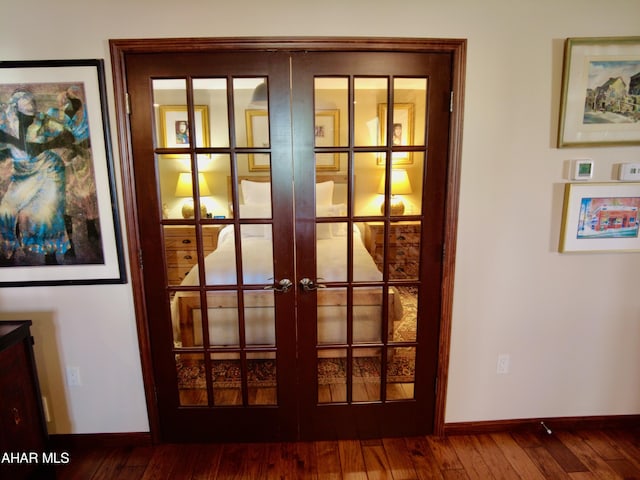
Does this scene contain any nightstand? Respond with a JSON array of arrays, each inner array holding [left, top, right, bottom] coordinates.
[[0, 321, 48, 480], [364, 221, 421, 279], [164, 225, 220, 284]]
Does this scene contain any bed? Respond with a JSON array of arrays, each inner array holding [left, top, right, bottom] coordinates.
[[171, 178, 402, 350]]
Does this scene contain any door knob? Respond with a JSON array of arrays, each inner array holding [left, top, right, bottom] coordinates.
[[264, 278, 293, 293], [299, 277, 326, 292]]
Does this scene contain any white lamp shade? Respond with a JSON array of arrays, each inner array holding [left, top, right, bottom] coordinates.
[[378, 169, 413, 195], [175, 172, 211, 197]]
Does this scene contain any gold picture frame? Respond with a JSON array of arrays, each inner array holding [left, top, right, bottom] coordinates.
[[377, 103, 414, 165], [558, 36, 640, 147], [247, 109, 341, 171], [158, 105, 210, 154], [559, 182, 640, 253], [246, 109, 270, 172], [314, 109, 340, 171]]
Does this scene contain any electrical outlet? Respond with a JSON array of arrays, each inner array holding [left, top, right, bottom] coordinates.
[[66, 366, 81, 386], [496, 354, 510, 374]]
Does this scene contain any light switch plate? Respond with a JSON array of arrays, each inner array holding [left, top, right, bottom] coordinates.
[[618, 163, 640, 181]]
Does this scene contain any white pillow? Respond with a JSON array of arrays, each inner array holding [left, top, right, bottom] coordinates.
[[241, 180, 271, 205], [241, 224, 265, 237], [240, 224, 271, 239], [241, 179, 333, 206], [316, 223, 333, 239], [239, 204, 270, 237], [316, 203, 347, 236], [239, 204, 270, 219], [316, 204, 333, 218], [316, 181, 334, 206]]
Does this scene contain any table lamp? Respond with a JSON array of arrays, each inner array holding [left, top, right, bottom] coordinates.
[[378, 169, 413, 215], [175, 172, 211, 218]]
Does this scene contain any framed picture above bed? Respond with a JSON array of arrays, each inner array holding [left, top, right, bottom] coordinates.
[[158, 104, 210, 154], [314, 109, 340, 171], [247, 109, 341, 171], [377, 103, 415, 165], [0, 59, 126, 286], [558, 36, 640, 147], [246, 109, 270, 171]]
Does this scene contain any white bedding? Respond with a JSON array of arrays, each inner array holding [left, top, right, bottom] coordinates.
[[172, 222, 399, 347], [181, 224, 382, 286]]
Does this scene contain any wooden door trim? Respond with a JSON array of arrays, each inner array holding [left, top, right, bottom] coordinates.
[[109, 37, 466, 441]]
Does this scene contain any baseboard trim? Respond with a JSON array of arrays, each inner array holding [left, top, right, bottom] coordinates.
[[444, 414, 640, 436], [46, 416, 639, 445], [49, 432, 152, 449]]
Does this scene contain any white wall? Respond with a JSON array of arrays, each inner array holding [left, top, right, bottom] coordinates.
[[0, 0, 638, 433]]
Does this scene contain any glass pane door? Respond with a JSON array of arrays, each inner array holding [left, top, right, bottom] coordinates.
[[313, 76, 426, 403], [126, 51, 297, 442], [122, 45, 453, 442], [154, 76, 282, 408], [293, 51, 450, 439]]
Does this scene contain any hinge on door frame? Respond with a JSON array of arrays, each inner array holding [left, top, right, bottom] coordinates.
[[449, 91, 454, 113], [125, 92, 131, 115], [138, 248, 143, 270]]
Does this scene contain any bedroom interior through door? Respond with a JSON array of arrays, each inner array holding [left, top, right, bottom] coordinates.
[[114, 39, 462, 442]]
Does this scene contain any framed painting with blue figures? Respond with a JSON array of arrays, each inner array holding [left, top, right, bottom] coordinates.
[[559, 182, 640, 253], [0, 59, 125, 286], [558, 37, 640, 147]]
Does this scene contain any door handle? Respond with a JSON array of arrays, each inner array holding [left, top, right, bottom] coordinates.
[[264, 278, 293, 293], [299, 277, 326, 292]]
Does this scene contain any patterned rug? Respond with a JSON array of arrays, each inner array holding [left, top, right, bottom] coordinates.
[[394, 286, 417, 342], [177, 355, 415, 389], [177, 287, 418, 389], [177, 359, 278, 389]]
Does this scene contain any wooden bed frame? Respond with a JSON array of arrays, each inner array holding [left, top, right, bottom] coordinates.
[[176, 288, 399, 349]]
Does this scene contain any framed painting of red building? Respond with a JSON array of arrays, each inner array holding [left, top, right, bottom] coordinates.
[[558, 36, 640, 147], [559, 182, 640, 253]]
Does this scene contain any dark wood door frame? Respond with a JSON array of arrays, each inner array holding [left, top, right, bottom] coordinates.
[[109, 37, 466, 442]]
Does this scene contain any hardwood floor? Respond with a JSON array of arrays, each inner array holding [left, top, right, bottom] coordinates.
[[41, 426, 639, 479]]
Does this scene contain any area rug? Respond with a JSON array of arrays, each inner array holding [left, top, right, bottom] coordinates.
[[177, 359, 278, 389], [177, 355, 415, 389], [177, 286, 418, 389], [394, 286, 417, 343], [317, 356, 415, 384]]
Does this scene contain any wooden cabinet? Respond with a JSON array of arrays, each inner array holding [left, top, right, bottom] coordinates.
[[364, 221, 421, 279], [0, 321, 48, 479], [164, 226, 220, 284]]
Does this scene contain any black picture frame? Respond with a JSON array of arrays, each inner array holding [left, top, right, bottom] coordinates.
[[0, 59, 126, 286]]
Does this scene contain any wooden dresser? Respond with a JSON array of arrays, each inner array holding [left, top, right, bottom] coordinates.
[[164, 225, 220, 284], [364, 221, 421, 279], [0, 320, 48, 479]]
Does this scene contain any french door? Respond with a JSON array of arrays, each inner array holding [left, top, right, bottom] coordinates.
[[113, 38, 462, 442]]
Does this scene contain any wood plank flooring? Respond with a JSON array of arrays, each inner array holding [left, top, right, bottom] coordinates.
[[43, 427, 640, 479]]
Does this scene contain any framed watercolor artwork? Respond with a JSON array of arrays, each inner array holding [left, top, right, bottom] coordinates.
[[559, 182, 640, 253], [558, 36, 640, 147]]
